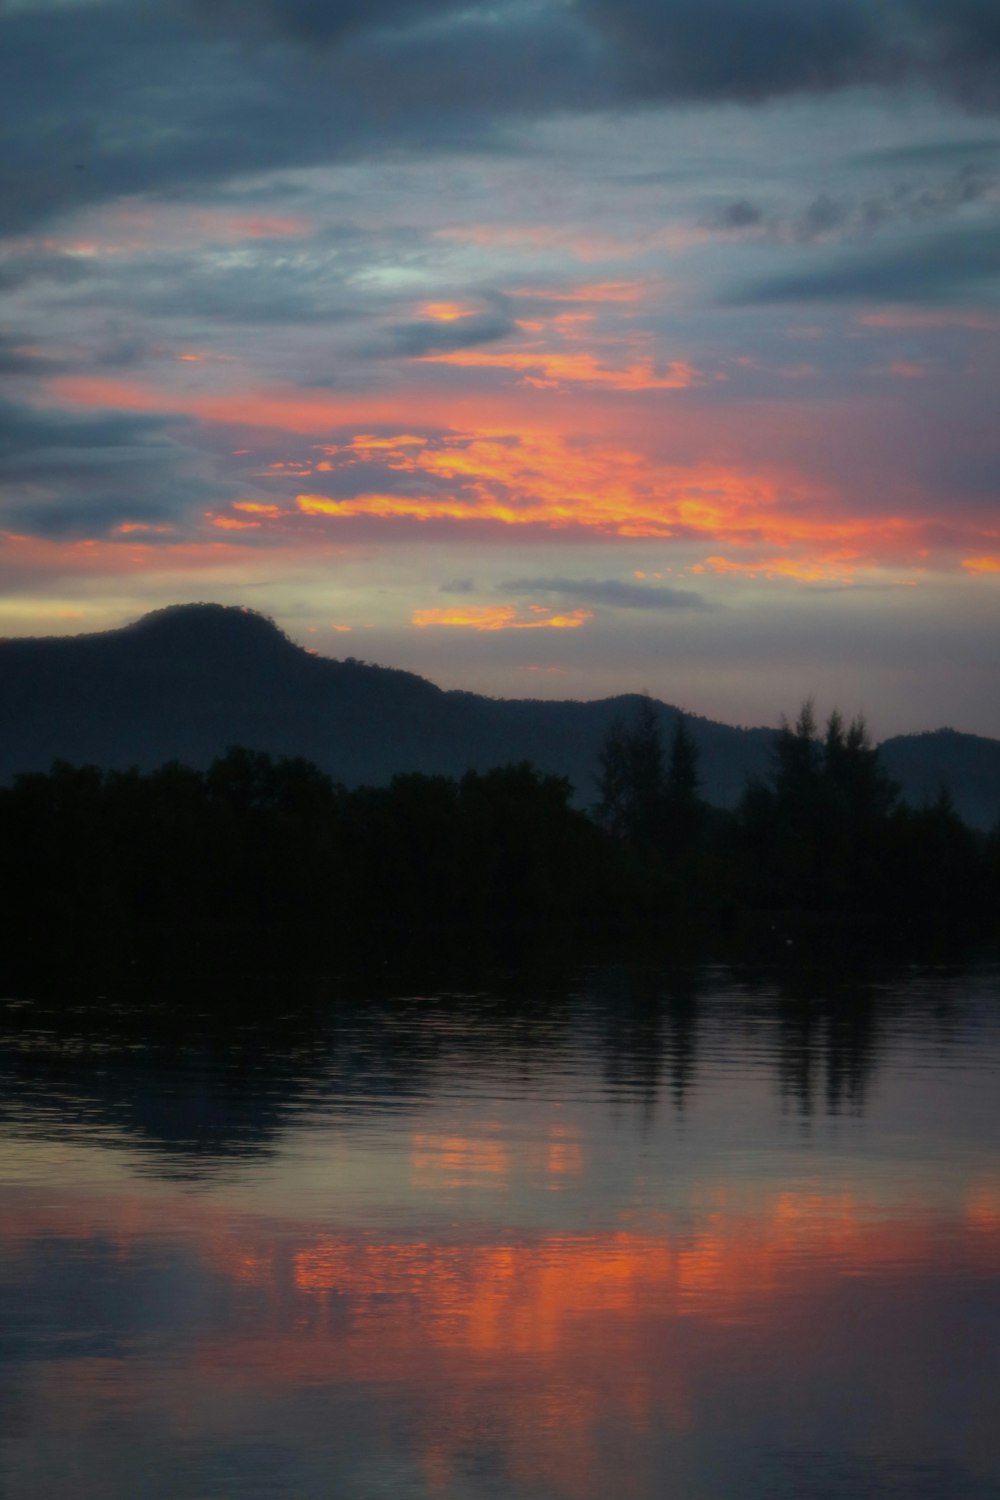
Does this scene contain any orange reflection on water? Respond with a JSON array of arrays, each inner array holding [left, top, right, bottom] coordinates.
[[411, 1132, 512, 1185], [5, 1177, 1000, 1500]]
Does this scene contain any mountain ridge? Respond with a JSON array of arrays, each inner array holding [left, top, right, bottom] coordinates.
[[2, 603, 998, 828]]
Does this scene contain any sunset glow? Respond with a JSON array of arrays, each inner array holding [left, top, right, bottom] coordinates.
[[1, 0, 998, 731], [412, 606, 593, 631]]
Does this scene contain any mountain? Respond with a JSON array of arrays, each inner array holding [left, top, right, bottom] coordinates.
[[880, 729, 1000, 832], [2, 603, 998, 827]]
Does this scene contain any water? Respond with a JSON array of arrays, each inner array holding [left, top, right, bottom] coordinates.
[[1, 960, 999, 1499]]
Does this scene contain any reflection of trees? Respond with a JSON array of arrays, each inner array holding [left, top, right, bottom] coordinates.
[[0, 969, 581, 1175], [733, 966, 883, 1120], [595, 965, 702, 1123], [1, 960, 988, 1172]]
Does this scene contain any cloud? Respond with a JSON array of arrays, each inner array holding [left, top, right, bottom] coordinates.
[[184, 0, 473, 48], [710, 168, 998, 243], [0, 335, 68, 376], [853, 139, 1000, 169], [732, 223, 1000, 305], [582, 0, 1000, 108], [501, 576, 708, 610], [0, 398, 217, 539], [0, 250, 95, 291], [581, 0, 882, 103], [0, 1, 594, 236], [5, 0, 1000, 242], [389, 307, 516, 357], [412, 604, 592, 631]]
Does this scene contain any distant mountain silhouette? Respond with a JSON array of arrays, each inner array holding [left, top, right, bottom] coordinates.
[[2, 604, 998, 826]]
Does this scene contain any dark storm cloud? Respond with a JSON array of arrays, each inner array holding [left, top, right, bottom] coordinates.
[[733, 222, 1000, 304], [0, 401, 175, 461], [0, 1, 594, 236], [184, 0, 473, 46], [581, 0, 882, 102], [580, 0, 1000, 107], [502, 577, 709, 610], [5, 0, 1000, 240], [910, 0, 1000, 107], [0, 399, 219, 539]]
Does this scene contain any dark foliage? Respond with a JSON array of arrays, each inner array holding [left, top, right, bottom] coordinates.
[[594, 698, 998, 939], [0, 751, 617, 960], [0, 699, 996, 966]]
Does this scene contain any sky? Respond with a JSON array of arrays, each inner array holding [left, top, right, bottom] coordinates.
[[2, 0, 999, 736]]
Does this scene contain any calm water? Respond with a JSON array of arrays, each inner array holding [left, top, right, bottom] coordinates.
[[1, 959, 999, 1500]]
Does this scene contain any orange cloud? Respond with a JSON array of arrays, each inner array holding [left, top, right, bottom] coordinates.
[[40, 378, 1000, 577], [417, 348, 702, 391], [693, 554, 862, 583], [208, 514, 261, 531], [419, 302, 478, 322], [232, 501, 286, 518], [291, 430, 880, 554], [963, 555, 1000, 573], [412, 605, 592, 631]]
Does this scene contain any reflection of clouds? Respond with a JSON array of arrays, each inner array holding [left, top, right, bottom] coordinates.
[[3, 1166, 1000, 1499], [408, 1125, 586, 1187], [411, 1132, 512, 1186]]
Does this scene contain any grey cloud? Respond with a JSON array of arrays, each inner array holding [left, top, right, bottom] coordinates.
[[440, 578, 475, 593], [502, 576, 708, 610], [389, 309, 515, 357], [4, 0, 1000, 247], [0, 2, 592, 236], [733, 222, 1000, 304], [580, 0, 887, 102], [32, 231, 395, 327], [0, 401, 176, 460], [0, 399, 220, 539], [0, 335, 67, 375], [910, 0, 1000, 107], [583, 0, 1000, 107], [183, 0, 473, 47], [4, 492, 180, 539], [711, 168, 997, 243], [717, 200, 765, 231], [853, 139, 1000, 169], [0, 252, 95, 292]]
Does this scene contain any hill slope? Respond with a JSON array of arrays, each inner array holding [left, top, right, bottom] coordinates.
[[2, 604, 998, 826]]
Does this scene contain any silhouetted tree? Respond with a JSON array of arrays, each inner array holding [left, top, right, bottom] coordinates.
[[595, 696, 666, 850], [664, 714, 703, 848]]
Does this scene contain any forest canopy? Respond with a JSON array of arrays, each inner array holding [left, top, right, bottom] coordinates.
[[1, 702, 997, 966]]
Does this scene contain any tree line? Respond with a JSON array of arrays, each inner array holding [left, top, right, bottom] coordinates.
[[0, 702, 997, 962]]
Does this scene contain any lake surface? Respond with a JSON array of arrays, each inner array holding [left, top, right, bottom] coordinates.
[[1, 958, 999, 1500]]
